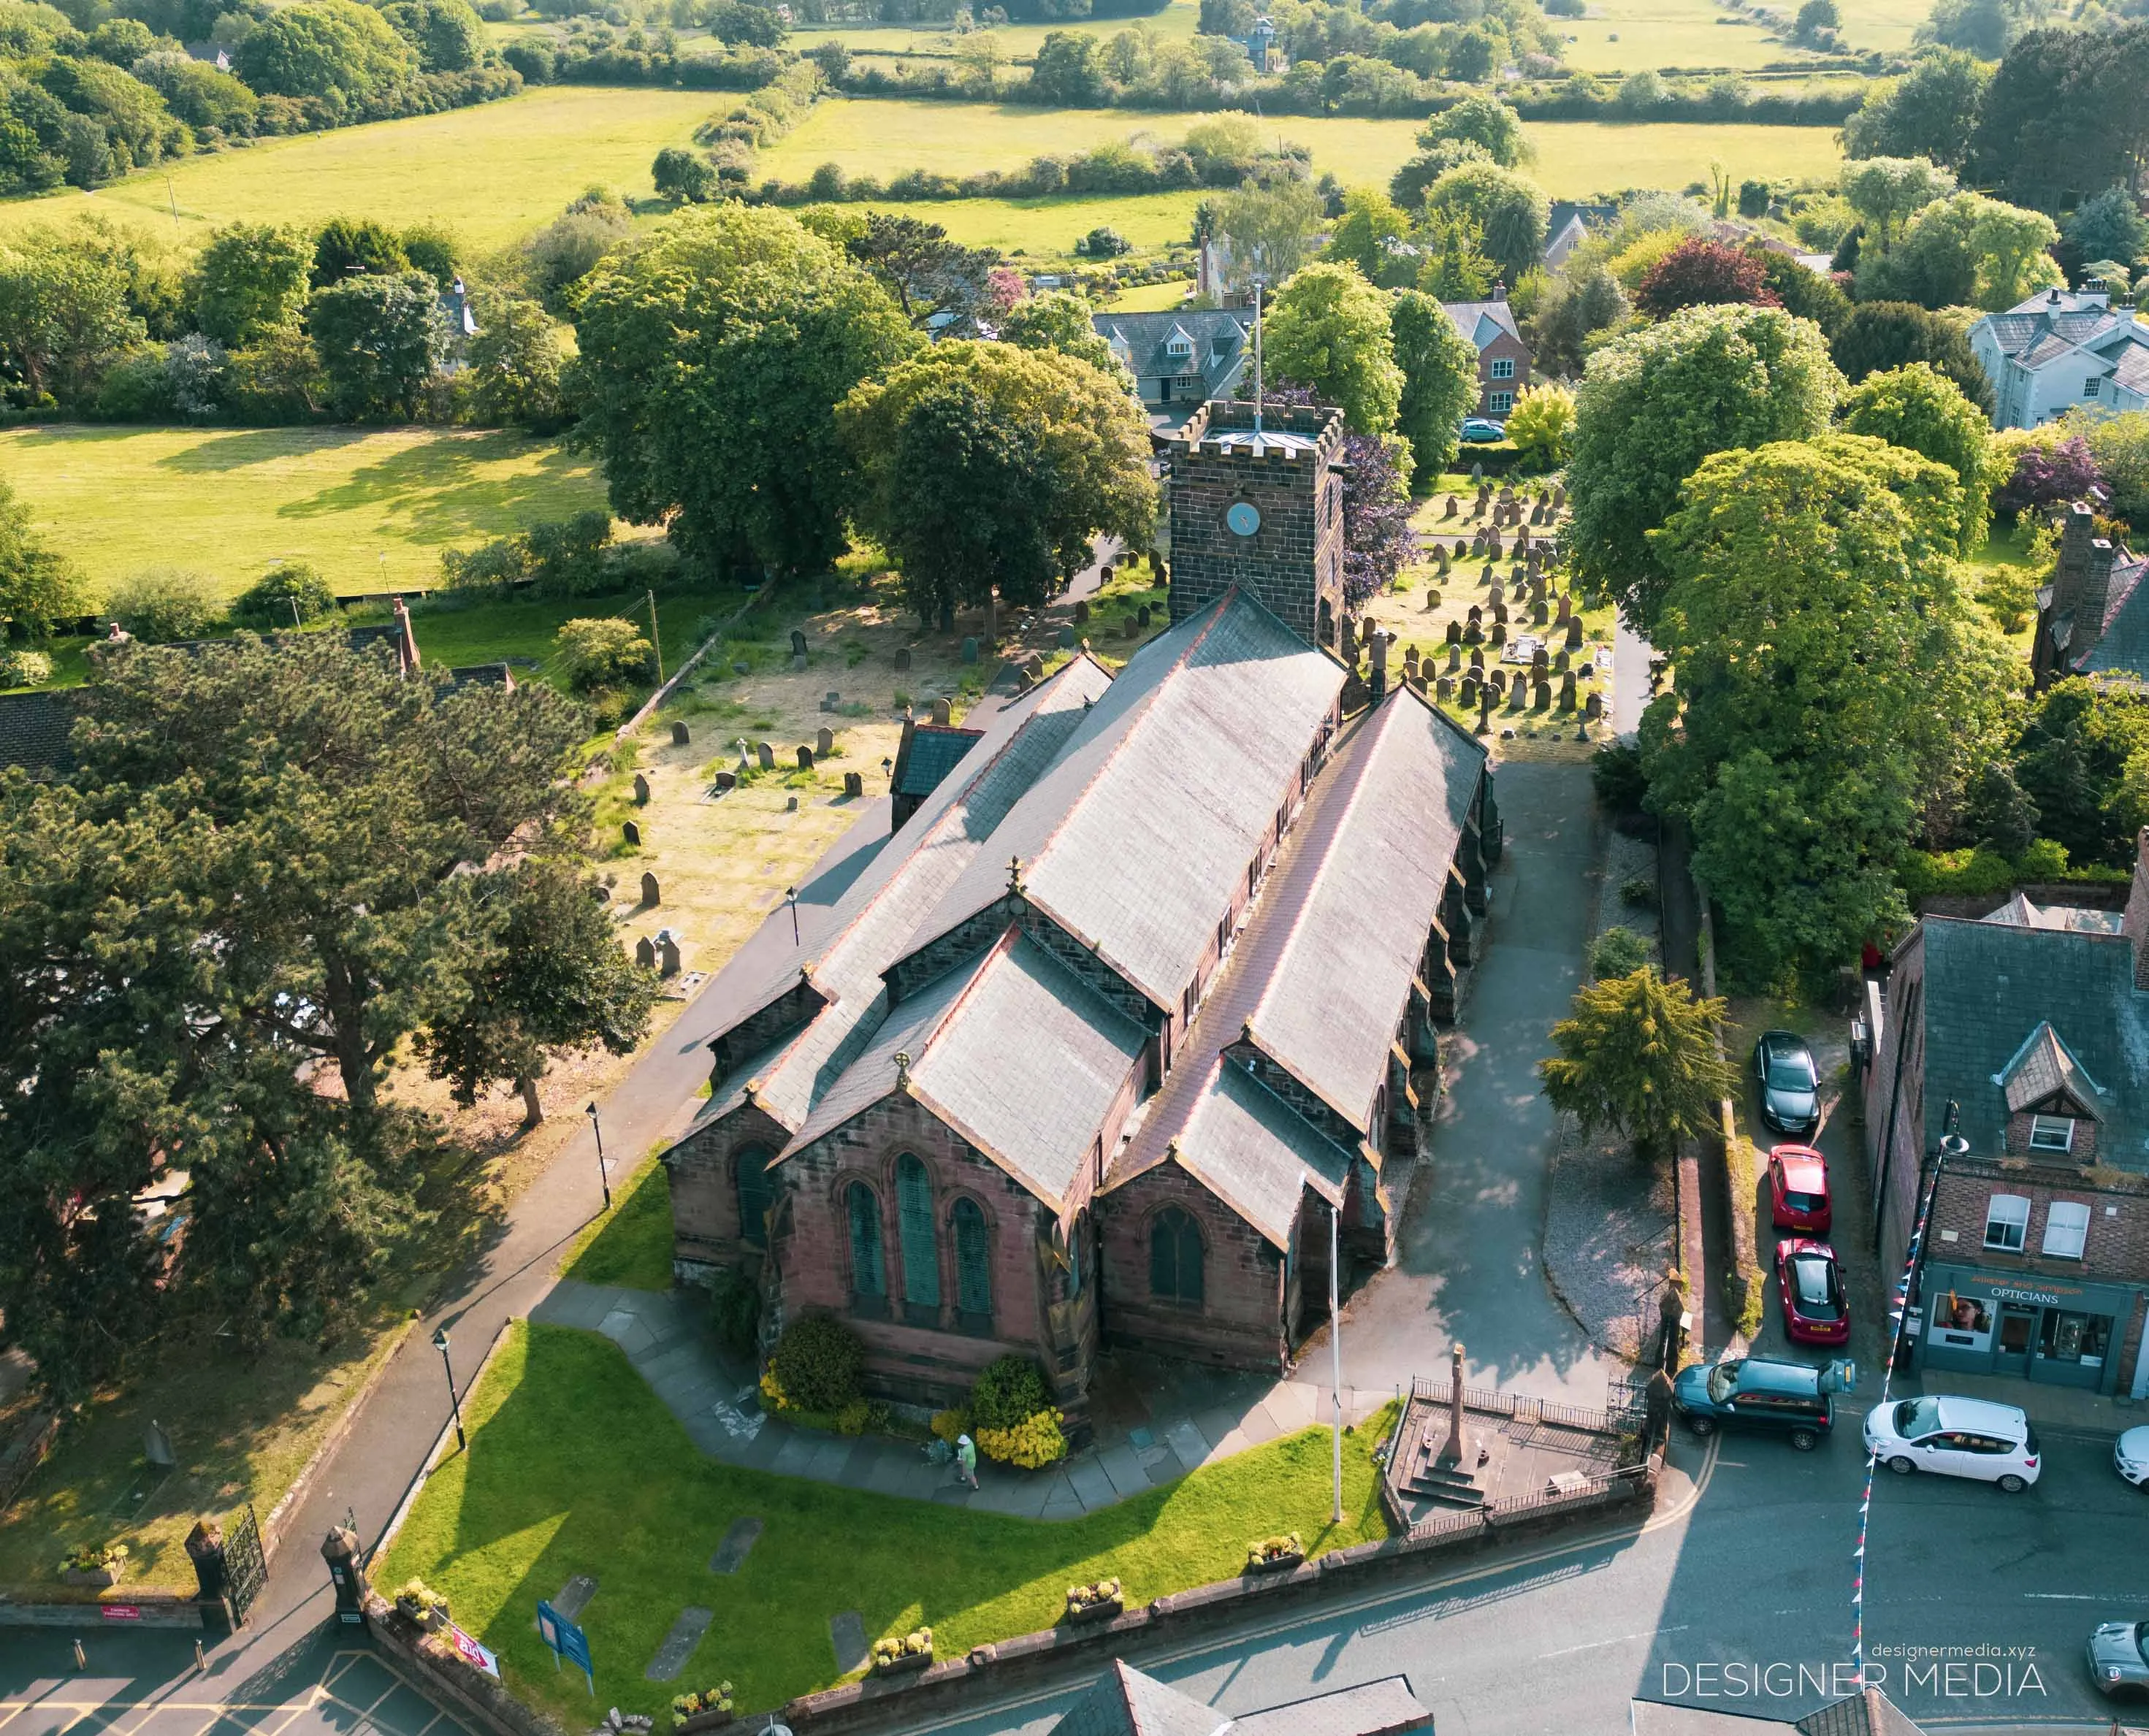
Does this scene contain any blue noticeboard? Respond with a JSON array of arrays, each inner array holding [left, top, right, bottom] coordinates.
[[536, 1600, 595, 1695]]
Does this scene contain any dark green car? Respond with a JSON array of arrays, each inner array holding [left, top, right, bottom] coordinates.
[[1673, 1356, 1834, 1451]]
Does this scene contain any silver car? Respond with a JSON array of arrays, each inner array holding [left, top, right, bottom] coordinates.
[[2087, 1621, 2149, 1697], [2118, 1426, 2149, 1488]]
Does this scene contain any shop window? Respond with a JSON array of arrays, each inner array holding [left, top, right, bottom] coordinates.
[[2028, 1114, 2075, 1153], [1932, 1293, 1989, 1337], [1982, 1193, 2030, 1251], [896, 1154, 939, 1321], [1149, 1207, 1205, 1308], [735, 1144, 774, 1248], [953, 1198, 992, 1332], [2039, 1307, 2110, 1364], [2040, 1199, 2090, 1258], [847, 1182, 886, 1312]]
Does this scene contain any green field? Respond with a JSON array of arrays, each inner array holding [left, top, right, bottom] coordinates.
[[763, 99, 1844, 197], [0, 425, 608, 599], [1560, 0, 1928, 72], [787, 0, 1199, 59]]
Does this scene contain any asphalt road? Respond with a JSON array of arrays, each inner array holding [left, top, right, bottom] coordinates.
[[910, 1414, 2149, 1736]]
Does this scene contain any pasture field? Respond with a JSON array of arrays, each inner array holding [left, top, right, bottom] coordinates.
[[761, 99, 1846, 196], [1560, 0, 1928, 71], [0, 424, 608, 599], [789, 0, 1199, 58]]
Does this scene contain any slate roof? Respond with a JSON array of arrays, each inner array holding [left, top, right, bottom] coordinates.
[[1915, 915, 2149, 1168], [1442, 297, 1522, 351], [1977, 290, 2149, 384], [894, 723, 985, 799], [1795, 1689, 1928, 1736], [1980, 890, 2124, 933], [1165, 1058, 1352, 1248], [785, 931, 1147, 1209], [1232, 1677, 1430, 1736], [1241, 688, 1484, 1131], [1051, 1663, 1229, 1736], [1095, 310, 1248, 392], [0, 689, 80, 776], [908, 590, 1345, 1014], [1996, 1019, 2105, 1117], [2073, 547, 2149, 678]]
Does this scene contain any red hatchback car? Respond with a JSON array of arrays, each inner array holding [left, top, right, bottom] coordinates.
[[1768, 1144, 1833, 1234], [1776, 1238, 1850, 1345]]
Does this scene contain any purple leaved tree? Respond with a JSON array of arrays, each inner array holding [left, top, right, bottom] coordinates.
[[1995, 434, 2104, 519], [1256, 386, 1414, 605]]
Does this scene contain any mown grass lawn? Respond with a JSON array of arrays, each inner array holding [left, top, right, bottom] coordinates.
[[378, 1323, 1396, 1722], [0, 424, 608, 600], [559, 1155, 677, 1290]]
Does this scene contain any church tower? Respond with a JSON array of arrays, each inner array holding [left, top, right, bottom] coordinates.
[[1161, 399, 1348, 650]]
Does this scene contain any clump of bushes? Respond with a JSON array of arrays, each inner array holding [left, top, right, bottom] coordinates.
[[107, 567, 221, 643], [1589, 926, 1653, 980], [1245, 1532, 1302, 1569], [556, 617, 657, 693], [707, 1266, 760, 1359], [232, 560, 337, 628], [762, 1314, 865, 1414], [0, 648, 53, 689], [870, 1627, 933, 1666], [970, 1353, 1067, 1468], [930, 1407, 971, 1445], [443, 511, 617, 597]]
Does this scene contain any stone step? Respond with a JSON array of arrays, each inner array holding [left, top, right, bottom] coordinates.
[[1405, 1475, 1487, 1507]]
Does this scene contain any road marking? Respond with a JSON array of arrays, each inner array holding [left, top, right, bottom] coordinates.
[[904, 1433, 1723, 1734], [2022, 1592, 2103, 1601], [1541, 1625, 1687, 1659]]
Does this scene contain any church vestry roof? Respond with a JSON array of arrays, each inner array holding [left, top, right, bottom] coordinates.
[[1050, 1662, 1230, 1736], [1241, 689, 1484, 1131], [909, 591, 1344, 1013], [894, 722, 985, 798], [1167, 1058, 1351, 1249], [1231, 1678, 1430, 1736]]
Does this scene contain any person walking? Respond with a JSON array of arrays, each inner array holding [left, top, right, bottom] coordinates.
[[955, 1433, 979, 1491]]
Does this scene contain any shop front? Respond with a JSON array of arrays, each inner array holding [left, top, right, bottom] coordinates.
[[1915, 1264, 2143, 1394]]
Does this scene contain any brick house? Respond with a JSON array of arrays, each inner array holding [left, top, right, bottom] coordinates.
[[2029, 497, 2149, 689], [662, 398, 1497, 1429], [1860, 833, 2149, 1399], [1440, 291, 1532, 418]]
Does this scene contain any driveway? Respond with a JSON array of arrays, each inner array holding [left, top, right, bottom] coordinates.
[[1333, 760, 1624, 1409]]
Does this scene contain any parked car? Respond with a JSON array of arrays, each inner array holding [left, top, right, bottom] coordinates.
[[1671, 1355, 1833, 1450], [1768, 1144, 1832, 1233], [1863, 1394, 2041, 1491], [1775, 1238, 1849, 1345], [1459, 417, 1505, 443], [1752, 1030, 1820, 1136], [2117, 1426, 2149, 1488], [2088, 1621, 2149, 1696]]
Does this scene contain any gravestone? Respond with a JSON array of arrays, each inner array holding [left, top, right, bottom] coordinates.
[[1057, 626, 1077, 649], [1467, 647, 1485, 673], [1464, 621, 1484, 645], [1555, 647, 1570, 671], [1489, 622, 1505, 647], [1099, 565, 1113, 584], [1459, 676, 1478, 709], [785, 795, 798, 811], [1444, 620, 1462, 645], [895, 647, 912, 670], [1531, 600, 1549, 626], [635, 936, 656, 969], [790, 629, 808, 657], [1493, 603, 1509, 625], [1487, 670, 1506, 697], [830, 1613, 869, 1675], [755, 741, 775, 771], [843, 770, 863, 798], [1584, 691, 1603, 721], [1565, 619, 1584, 651], [671, 721, 690, 746], [1531, 646, 1549, 678], [1072, 599, 1089, 624], [1155, 559, 1169, 585], [658, 933, 681, 977], [641, 871, 660, 907], [1402, 645, 1420, 674], [1137, 603, 1152, 627], [1020, 652, 1044, 679], [1423, 587, 1440, 611], [1435, 546, 1451, 573], [817, 726, 834, 756], [822, 690, 841, 713], [1443, 494, 1458, 519], [1446, 642, 1461, 671], [1121, 615, 1138, 637], [1555, 593, 1573, 624], [961, 636, 979, 665], [1436, 675, 1454, 701], [789, 654, 806, 673], [713, 770, 736, 792], [795, 745, 814, 771], [644, 1607, 711, 1680], [633, 773, 650, 806], [622, 820, 641, 847], [1467, 605, 1482, 626], [931, 697, 953, 724], [1534, 678, 1551, 710], [1481, 564, 1495, 586], [1560, 671, 1577, 711], [709, 1518, 763, 1575]]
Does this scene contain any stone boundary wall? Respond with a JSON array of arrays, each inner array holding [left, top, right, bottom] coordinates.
[[366, 1594, 570, 1736], [0, 1591, 217, 1629]]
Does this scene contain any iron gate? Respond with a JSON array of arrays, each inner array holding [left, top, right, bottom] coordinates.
[[225, 1502, 267, 1624]]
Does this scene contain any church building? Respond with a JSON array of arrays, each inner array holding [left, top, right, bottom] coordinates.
[[660, 399, 1498, 1430]]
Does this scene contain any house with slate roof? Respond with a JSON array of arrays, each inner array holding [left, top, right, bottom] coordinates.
[[662, 399, 1497, 1423], [2030, 497, 2149, 689], [1860, 828, 2149, 1400], [0, 689, 81, 777], [1093, 310, 1249, 422], [1440, 288, 1532, 418], [1969, 287, 2149, 429], [1050, 1661, 1429, 1736]]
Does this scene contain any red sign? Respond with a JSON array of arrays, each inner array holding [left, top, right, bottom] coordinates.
[[447, 1623, 500, 1679], [101, 1605, 142, 1621]]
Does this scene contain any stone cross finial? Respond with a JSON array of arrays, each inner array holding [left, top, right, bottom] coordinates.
[[894, 1050, 912, 1088], [1007, 854, 1026, 896]]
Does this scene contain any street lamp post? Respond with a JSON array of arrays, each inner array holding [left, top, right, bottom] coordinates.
[[584, 1101, 612, 1212], [432, 1326, 465, 1451], [785, 887, 800, 946], [1329, 1199, 1343, 1525]]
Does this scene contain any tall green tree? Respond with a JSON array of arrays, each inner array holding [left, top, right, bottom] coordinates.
[[1262, 261, 1401, 437], [1858, 189, 2061, 310], [1641, 434, 2018, 974], [1966, 24, 2149, 215], [1840, 50, 1990, 170], [1419, 92, 1530, 167], [844, 212, 999, 334], [193, 221, 313, 347], [1829, 299, 1990, 411], [1836, 361, 1996, 555], [465, 293, 563, 427], [1423, 159, 1549, 286], [838, 340, 1156, 627], [0, 474, 84, 640], [1214, 177, 1326, 285], [235, 0, 418, 101], [2010, 678, 2149, 868], [1326, 186, 1413, 288], [1389, 287, 1478, 485], [996, 287, 1129, 385], [1839, 155, 1955, 256], [0, 233, 143, 405], [1538, 967, 1737, 1163], [1567, 304, 1841, 630], [309, 269, 449, 418], [571, 204, 918, 579]]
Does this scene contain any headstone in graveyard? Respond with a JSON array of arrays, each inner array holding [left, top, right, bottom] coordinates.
[[641, 871, 660, 906], [671, 721, 690, 746]]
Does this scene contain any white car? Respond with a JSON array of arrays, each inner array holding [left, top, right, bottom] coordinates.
[[1863, 1394, 2042, 1492], [2118, 1426, 2149, 1488]]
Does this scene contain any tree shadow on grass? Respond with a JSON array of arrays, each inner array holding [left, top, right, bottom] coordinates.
[[275, 435, 605, 545], [150, 427, 381, 473]]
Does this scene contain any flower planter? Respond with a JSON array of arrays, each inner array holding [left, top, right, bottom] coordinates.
[[1245, 1550, 1304, 1575], [61, 1566, 122, 1588], [1064, 1594, 1123, 1625], [870, 1651, 933, 1678], [676, 1710, 733, 1734]]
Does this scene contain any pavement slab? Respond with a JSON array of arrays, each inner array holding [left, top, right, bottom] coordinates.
[[1064, 1454, 1115, 1510], [768, 1431, 819, 1477], [1236, 1405, 1282, 1447], [1165, 1418, 1212, 1469], [643, 1607, 712, 1680], [1095, 1442, 1152, 1499]]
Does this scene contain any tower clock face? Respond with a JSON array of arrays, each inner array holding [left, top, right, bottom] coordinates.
[[1226, 501, 1261, 538]]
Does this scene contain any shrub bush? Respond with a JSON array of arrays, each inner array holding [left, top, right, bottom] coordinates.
[[108, 567, 221, 643], [556, 617, 655, 692], [707, 1266, 760, 1358], [232, 560, 337, 627], [0, 648, 53, 689], [1591, 741, 1649, 816], [1589, 925, 1653, 980], [930, 1407, 971, 1445], [974, 1407, 1067, 1468], [971, 1354, 1050, 1430], [767, 1314, 865, 1412]]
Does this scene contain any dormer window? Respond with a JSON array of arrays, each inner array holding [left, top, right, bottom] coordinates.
[[2028, 1114, 2075, 1153]]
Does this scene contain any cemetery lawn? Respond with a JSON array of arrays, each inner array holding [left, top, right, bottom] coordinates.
[[0, 424, 608, 601], [376, 1323, 1396, 1721], [560, 1155, 676, 1290]]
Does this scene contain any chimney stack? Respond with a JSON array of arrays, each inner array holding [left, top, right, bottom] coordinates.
[[2054, 500, 2121, 649]]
